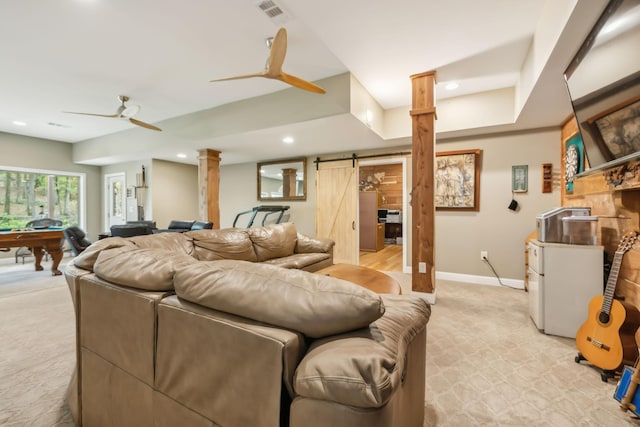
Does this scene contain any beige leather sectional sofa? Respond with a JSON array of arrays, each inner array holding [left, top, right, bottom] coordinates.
[[63, 223, 431, 426]]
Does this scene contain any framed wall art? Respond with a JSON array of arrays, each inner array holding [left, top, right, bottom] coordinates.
[[588, 95, 640, 161], [435, 149, 481, 211], [512, 165, 528, 193]]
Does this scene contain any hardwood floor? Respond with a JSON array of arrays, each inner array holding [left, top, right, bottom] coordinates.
[[359, 244, 403, 272]]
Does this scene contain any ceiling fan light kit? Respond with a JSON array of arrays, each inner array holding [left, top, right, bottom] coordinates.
[[210, 27, 326, 94]]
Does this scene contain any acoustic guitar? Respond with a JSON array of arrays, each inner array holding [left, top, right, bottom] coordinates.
[[576, 231, 638, 371]]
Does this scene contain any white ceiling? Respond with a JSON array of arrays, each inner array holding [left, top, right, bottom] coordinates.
[[0, 0, 608, 165]]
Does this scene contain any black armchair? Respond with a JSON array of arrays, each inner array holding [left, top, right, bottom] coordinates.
[[63, 226, 92, 256]]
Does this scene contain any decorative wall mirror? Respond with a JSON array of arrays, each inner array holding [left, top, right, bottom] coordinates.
[[257, 157, 307, 201]]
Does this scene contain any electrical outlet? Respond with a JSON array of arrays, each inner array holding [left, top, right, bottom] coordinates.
[[418, 262, 427, 273], [480, 251, 488, 260]]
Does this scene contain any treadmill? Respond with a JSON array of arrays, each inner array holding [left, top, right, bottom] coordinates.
[[232, 205, 290, 228]]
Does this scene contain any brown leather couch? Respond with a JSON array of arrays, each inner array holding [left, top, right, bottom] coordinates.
[[63, 223, 431, 426]]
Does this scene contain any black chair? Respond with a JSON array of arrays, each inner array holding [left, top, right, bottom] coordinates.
[[110, 224, 153, 238], [16, 218, 64, 263], [63, 226, 92, 256], [191, 221, 213, 230], [166, 220, 196, 232]]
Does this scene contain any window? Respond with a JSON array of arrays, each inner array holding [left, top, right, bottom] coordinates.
[[0, 168, 83, 229]]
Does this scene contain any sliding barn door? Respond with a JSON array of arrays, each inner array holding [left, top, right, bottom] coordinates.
[[316, 160, 358, 264]]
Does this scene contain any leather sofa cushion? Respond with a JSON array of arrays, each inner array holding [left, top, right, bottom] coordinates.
[[73, 237, 137, 271], [174, 260, 385, 338], [187, 228, 258, 262], [248, 223, 297, 261], [295, 233, 334, 254], [263, 253, 330, 269], [94, 247, 198, 291], [294, 296, 430, 408], [127, 232, 194, 256], [72, 233, 194, 272]]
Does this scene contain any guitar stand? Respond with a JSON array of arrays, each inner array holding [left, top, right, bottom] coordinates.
[[575, 352, 618, 382]]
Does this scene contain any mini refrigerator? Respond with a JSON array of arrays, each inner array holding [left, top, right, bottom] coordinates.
[[527, 239, 603, 338]]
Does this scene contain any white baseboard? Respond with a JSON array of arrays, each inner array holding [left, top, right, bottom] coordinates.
[[402, 266, 524, 290], [435, 271, 525, 290], [400, 267, 524, 298]]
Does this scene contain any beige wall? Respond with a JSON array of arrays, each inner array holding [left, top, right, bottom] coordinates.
[[0, 132, 101, 240], [150, 159, 198, 229], [102, 159, 199, 230], [219, 158, 316, 235], [435, 128, 561, 282]]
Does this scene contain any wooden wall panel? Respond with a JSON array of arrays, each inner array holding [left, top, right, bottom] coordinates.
[[564, 117, 640, 310], [359, 164, 403, 210]]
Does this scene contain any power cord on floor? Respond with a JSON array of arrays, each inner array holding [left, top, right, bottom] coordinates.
[[482, 256, 521, 290]]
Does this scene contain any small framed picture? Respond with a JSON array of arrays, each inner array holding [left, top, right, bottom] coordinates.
[[512, 165, 528, 193]]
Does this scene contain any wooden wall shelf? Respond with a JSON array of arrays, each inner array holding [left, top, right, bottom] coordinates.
[[542, 163, 553, 193]]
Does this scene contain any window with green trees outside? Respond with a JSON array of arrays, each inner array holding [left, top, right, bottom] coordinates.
[[0, 168, 83, 230]]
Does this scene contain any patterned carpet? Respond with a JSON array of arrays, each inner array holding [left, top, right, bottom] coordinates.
[[1, 259, 639, 426]]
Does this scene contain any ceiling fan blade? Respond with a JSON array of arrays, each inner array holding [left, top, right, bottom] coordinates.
[[209, 71, 267, 83], [266, 27, 287, 77], [129, 117, 162, 132], [63, 111, 119, 118], [279, 72, 326, 94]]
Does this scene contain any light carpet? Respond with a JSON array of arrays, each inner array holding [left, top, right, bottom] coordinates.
[[0, 258, 75, 426], [1, 260, 639, 426], [385, 271, 640, 426]]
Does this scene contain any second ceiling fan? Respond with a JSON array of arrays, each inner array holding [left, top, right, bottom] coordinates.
[[210, 27, 326, 94], [64, 95, 162, 131]]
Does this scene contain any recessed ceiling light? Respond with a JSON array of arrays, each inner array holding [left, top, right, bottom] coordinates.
[[177, 153, 187, 159], [13, 120, 26, 126], [282, 136, 294, 144], [445, 82, 459, 90]]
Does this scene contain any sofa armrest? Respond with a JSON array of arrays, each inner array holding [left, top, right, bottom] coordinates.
[[156, 296, 307, 427], [295, 233, 335, 254], [293, 295, 430, 409]]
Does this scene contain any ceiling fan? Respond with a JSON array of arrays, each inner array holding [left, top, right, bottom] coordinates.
[[64, 95, 162, 131], [210, 27, 326, 94]]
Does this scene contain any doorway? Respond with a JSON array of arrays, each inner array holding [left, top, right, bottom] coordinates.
[[358, 158, 407, 272], [104, 172, 126, 231]]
